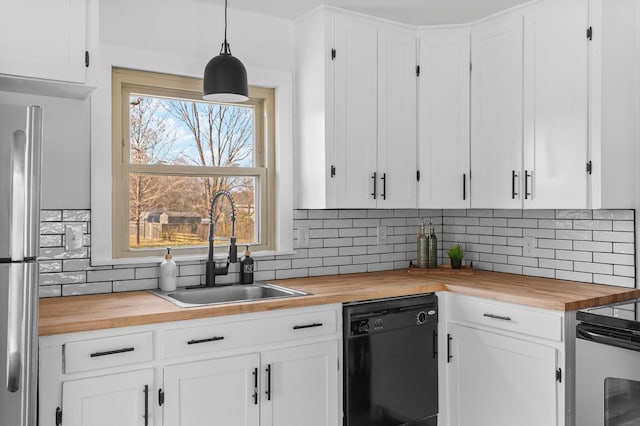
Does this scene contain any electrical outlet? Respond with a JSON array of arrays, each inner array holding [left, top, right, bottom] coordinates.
[[377, 225, 388, 245], [298, 227, 310, 248], [523, 236, 536, 256], [64, 224, 84, 251]]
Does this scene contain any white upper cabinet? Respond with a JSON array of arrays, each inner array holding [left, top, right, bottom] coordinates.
[[333, 14, 379, 209], [0, 0, 87, 83], [377, 25, 417, 208], [418, 27, 471, 209], [589, 0, 638, 209], [295, 8, 418, 209], [523, 0, 589, 209], [470, 0, 637, 210], [470, 14, 524, 209]]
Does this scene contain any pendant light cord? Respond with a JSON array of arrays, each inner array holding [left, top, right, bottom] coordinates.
[[221, 0, 230, 55]]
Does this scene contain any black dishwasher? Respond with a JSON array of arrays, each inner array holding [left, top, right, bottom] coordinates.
[[343, 294, 438, 426]]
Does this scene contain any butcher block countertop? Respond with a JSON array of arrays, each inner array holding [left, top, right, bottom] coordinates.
[[39, 269, 640, 336]]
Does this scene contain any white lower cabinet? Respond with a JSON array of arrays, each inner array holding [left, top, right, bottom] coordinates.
[[163, 354, 260, 426], [161, 341, 339, 426], [448, 324, 558, 426], [40, 294, 579, 426], [38, 304, 341, 426], [62, 369, 154, 426], [261, 341, 339, 426], [441, 292, 574, 426]]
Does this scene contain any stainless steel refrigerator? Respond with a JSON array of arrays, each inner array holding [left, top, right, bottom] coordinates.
[[0, 104, 42, 426]]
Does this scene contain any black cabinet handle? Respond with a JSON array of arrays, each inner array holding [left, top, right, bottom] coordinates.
[[371, 172, 377, 200], [381, 173, 387, 200], [432, 329, 438, 360], [524, 170, 532, 199], [293, 322, 323, 330], [265, 364, 272, 401], [143, 385, 149, 426], [252, 367, 258, 405], [90, 347, 134, 358], [463, 173, 467, 200], [447, 334, 452, 363], [483, 313, 512, 321], [511, 170, 518, 199], [187, 336, 224, 345]]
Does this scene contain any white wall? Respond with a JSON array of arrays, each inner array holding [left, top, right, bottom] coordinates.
[[89, 0, 296, 263], [99, 0, 294, 73], [0, 91, 90, 209]]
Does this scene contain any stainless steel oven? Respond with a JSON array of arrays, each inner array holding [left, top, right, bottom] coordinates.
[[576, 299, 640, 426]]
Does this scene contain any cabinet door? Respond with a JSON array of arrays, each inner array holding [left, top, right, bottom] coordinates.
[[261, 340, 339, 426], [523, 0, 589, 209], [163, 354, 260, 426], [0, 0, 86, 83], [333, 15, 378, 208], [377, 25, 417, 208], [418, 27, 471, 209], [470, 14, 524, 209], [448, 324, 558, 426], [62, 369, 154, 426]]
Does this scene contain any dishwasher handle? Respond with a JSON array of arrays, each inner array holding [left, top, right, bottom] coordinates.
[[577, 323, 640, 353]]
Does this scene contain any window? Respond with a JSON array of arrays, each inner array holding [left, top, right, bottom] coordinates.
[[112, 68, 275, 259]]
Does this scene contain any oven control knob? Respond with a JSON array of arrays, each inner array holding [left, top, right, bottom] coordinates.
[[416, 311, 427, 325]]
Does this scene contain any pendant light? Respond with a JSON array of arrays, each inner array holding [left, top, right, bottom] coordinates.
[[203, 0, 248, 102]]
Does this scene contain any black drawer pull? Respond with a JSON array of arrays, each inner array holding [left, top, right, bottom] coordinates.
[[483, 313, 512, 321], [187, 336, 225, 345], [90, 347, 135, 358], [293, 322, 323, 330]]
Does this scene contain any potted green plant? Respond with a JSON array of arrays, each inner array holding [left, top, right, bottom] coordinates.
[[447, 244, 464, 269]]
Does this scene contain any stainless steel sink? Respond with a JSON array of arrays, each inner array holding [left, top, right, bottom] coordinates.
[[150, 282, 309, 308]]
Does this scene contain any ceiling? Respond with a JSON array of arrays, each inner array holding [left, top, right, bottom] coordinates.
[[201, 0, 532, 26]]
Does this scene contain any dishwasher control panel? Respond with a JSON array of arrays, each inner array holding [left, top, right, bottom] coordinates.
[[346, 294, 438, 337]]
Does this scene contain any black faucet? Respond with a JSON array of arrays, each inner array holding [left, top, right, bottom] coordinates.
[[205, 190, 238, 286]]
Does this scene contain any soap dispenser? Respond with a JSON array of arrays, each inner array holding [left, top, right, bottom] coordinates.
[[159, 247, 177, 291], [240, 245, 254, 284]]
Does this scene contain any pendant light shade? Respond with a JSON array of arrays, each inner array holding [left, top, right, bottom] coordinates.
[[203, 0, 249, 102]]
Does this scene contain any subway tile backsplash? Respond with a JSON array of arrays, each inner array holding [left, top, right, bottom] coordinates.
[[37, 209, 637, 297], [441, 209, 636, 287]]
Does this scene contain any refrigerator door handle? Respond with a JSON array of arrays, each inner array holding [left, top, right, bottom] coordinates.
[[25, 106, 43, 259], [6, 264, 23, 393], [10, 130, 27, 262], [9, 106, 42, 262]]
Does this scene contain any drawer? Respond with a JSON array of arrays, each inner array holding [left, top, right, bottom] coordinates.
[[447, 295, 563, 342], [64, 332, 153, 373], [258, 308, 338, 344], [162, 308, 339, 359], [162, 320, 250, 359]]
